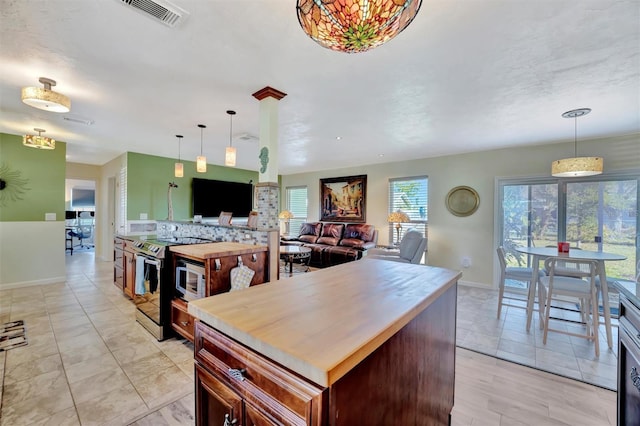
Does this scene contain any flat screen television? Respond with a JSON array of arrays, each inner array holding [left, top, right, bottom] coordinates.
[[192, 178, 253, 218]]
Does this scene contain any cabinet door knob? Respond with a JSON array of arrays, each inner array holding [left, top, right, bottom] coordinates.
[[228, 368, 246, 381], [223, 413, 238, 426], [180, 321, 188, 326]]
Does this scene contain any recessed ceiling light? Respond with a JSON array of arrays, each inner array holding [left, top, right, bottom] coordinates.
[[336, 136, 342, 140]]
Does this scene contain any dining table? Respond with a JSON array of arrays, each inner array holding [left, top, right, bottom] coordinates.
[[515, 246, 626, 349]]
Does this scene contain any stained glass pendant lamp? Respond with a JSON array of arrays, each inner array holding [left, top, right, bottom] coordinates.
[[225, 110, 236, 167], [21, 77, 71, 113], [551, 108, 603, 177], [23, 128, 55, 150], [196, 124, 207, 173], [296, 0, 423, 53], [174, 135, 184, 177]]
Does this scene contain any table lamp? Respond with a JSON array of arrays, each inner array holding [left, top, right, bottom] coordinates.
[[387, 211, 411, 245], [278, 210, 294, 235]]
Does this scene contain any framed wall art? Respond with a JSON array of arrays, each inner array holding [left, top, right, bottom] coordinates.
[[319, 175, 367, 223]]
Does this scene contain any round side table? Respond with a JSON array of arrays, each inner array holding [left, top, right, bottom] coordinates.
[[279, 245, 312, 276]]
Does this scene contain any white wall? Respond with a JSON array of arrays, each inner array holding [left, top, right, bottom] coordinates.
[[96, 154, 127, 262], [0, 222, 66, 289], [281, 134, 639, 288]]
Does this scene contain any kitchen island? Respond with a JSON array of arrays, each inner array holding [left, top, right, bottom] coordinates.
[[189, 257, 461, 425]]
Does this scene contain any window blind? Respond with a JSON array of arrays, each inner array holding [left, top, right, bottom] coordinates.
[[286, 186, 308, 236], [388, 176, 428, 245]]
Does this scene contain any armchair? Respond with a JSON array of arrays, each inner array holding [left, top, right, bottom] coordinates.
[[367, 229, 426, 264]]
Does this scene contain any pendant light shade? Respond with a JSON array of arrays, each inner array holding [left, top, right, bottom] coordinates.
[[551, 108, 603, 177], [296, 0, 423, 53], [225, 110, 236, 167], [174, 134, 184, 178], [21, 77, 71, 113], [23, 128, 55, 150], [196, 124, 207, 173]]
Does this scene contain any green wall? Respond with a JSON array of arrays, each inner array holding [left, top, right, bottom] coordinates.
[[126, 152, 258, 220], [0, 133, 66, 222]]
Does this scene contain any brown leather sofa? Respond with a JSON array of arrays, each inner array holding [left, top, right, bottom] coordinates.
[[286, 222, 378, 268]]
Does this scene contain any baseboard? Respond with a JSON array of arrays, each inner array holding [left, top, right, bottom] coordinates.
[[458, 279, 493, 289], [0, 276, 66, 290]]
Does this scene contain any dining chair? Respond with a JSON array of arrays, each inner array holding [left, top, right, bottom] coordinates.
[[496, 247, 542, 319], [539, 257, 600, 357]]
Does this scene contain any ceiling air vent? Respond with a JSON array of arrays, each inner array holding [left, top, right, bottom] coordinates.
[[118, 0, 188, 27]]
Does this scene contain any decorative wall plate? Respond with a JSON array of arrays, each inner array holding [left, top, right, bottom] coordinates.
[[446, 186, 479, 217]]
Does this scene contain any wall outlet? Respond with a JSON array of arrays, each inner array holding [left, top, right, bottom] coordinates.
[[462, 257, 472, 268], [45, 213, 56, 221], [140, 213, 148, 220]]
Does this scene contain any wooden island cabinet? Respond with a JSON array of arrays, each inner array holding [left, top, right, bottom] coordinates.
[[170, 242, 268, 342], [189, 258, 461, 425]]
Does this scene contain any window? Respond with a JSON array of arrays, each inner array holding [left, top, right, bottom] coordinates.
[[388, 176, 428, 245], [498, 173, 639, 289], [285, 186, 307, 236]]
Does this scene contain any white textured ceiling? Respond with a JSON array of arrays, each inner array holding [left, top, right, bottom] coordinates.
[[1, 0, 638, 175]]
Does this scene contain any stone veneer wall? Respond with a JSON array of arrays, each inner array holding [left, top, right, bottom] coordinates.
[[255, 182, 280, 231], [157, 221, 269, 246]]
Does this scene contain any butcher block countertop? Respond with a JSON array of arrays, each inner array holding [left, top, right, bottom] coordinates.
[[188, 258, 461, 387], [169, 242, 267, 259]]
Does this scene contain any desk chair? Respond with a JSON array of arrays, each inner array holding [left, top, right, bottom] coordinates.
[[70, 212, 94, 249]]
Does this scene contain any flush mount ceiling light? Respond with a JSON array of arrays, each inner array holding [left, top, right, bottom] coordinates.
[[21, 77, 71, 113], [225, 110, 236, 167], [174, 135, 184, 178], [196, 124, 207, 173], [551, 108, 603, 177], [23, 128, 55, 150], [296, 0, 423, 53]]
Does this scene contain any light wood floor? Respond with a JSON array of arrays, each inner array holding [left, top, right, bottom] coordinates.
[[452, 347, 616, 425]]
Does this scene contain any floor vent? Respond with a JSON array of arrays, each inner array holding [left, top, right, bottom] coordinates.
[[118, 0, 187, 27]]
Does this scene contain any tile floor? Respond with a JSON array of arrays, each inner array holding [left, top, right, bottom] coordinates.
[[0, 253, 617, 425], [0, 252, 195, 425], [457, 285, 618, 390]]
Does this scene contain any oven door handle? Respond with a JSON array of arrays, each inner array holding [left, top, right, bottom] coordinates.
[[141, 257, 161, 268]]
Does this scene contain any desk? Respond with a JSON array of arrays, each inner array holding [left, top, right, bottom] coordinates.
[[280, 245, 311, 276], [516, 246, 626, 348]]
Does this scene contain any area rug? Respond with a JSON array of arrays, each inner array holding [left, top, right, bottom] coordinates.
[[0, 320, 27, 351]]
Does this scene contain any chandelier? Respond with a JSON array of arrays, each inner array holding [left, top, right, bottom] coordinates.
[[21, 77, 71, 113], [23, 128, 55, 150], [296, 0, 423, 53], [551, 108, 603, 177]]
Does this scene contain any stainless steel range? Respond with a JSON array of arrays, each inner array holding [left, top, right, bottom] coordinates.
[[126, 236, 213, 340]]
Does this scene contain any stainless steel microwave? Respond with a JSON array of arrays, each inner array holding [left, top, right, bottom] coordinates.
[[176, 261, 206, 301]]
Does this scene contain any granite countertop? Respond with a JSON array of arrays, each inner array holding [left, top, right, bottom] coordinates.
[[188, 258, 461, 387]]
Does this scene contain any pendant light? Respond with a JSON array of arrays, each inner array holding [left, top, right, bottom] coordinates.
[[551, 108, 603, 177], [196, 124, 207, 173], [225, 110, 236, 167], [174, 135, 184, 177], [21, 77, 71, 113], [23, 128, 55, 150]]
